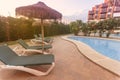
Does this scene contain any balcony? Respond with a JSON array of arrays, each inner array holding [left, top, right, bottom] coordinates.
[[88, 17, 94, 20], [107, 8, 112, 12], [95, 5, 100, 9], [94, 15, 98, 19], [114, 7, 120, 12], [113, 12, 120, 17], [95, 11, 99, 14], [89, 11, 94, 15], [114, 1, 120, 6], [106, 14, 112, 18], [100, 14, 106, 19], [88, 15, 94, 20], [101, 3, 108, 8], [100, 8, 107, 13]]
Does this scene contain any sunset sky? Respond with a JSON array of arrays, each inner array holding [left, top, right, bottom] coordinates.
[[0, 0, 103, 17]]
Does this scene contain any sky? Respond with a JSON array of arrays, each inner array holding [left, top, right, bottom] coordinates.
[[0, 0, 103, 21]]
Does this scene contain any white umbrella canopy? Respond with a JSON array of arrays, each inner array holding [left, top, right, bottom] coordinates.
[[16, 1, 62, 52]]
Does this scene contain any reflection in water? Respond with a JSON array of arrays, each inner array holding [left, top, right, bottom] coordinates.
[[69, 36, 120, 61]]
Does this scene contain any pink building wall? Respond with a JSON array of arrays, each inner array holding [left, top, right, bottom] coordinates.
[[88, 0, 120, 21]]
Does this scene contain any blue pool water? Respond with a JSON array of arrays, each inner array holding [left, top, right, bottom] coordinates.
[[69, 36, 120, 61]]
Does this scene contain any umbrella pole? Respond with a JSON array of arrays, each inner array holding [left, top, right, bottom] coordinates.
[[41, 19, 44, 53]]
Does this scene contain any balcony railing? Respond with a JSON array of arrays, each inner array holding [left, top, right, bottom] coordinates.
[[113, 13, 120, 17], [88, 15, 94, 20], [107, 8, 112, 12], [114, 7, 120, 12], [94, 15, 98, 19], [94, 11, 99, 14], [107, 14, 111, 18], [89, 11, 94, 15], [114, 1, 120, 6], [88, 17, 94, 20], [101, 3, 108, 8], [100, 8, 107, 13], [100, 14, 106, 19], [95, 5, 100, 9]]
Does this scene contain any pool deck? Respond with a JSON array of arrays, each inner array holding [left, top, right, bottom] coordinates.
[[63, 35, 120, 77], [0, 36, 120, 80]]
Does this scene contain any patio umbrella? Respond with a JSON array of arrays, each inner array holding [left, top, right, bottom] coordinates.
[[15, 1, 62, 52]]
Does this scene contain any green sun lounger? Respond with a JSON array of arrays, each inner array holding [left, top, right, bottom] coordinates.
[[0, 45, 55, 76], [17, 39, 52, 50], [34, 34, 53, 43], [39, 34, 53, 43], [34, 34, 40, 40]]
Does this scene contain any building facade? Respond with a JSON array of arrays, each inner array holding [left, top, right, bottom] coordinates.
[[88, 0, 120, 22]]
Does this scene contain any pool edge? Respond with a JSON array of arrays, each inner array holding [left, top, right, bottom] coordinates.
[[62, 35, 120, 77]]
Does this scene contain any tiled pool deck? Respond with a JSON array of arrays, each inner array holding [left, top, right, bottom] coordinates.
[[0, 36, 120, 80]]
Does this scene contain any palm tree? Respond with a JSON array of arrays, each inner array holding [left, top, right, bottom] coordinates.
[[113, 18, 120, 33], [81, 23, 89, 36], [105, 18, 117, 38], [69, 20, 83, 35], [96, 20, 105, 37], [88, 21, 97, 36]]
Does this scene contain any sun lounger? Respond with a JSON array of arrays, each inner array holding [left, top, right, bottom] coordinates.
[[31, 39, 49, 45], [0, 45, 55, 76], [34, 34, 53, 43], [34, 34, 40, 40], [17, 39, 52, 50], [39, 34, 53, 43], [16, 39, 52, 55]]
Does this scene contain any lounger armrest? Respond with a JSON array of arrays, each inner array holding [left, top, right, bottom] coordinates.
[[22, 49, 49, 55], [31, 39, 49, 45], [13, 46, 20, 51]]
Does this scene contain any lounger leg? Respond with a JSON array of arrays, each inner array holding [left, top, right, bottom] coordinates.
[[0, 63, 55, 76]]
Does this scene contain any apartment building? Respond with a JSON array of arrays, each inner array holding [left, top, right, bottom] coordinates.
[[88, 0, 120, 22]]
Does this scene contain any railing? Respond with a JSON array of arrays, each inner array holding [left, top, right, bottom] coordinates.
[[114, 1, 120, 6], [114, 7, 120, 12], [108, 9, 112, 12], [89, 11, 94, 15], [100, 14, 106, 19], [101, 3, 108, 8], [88, 15, 94, 20], [100, 8, 107, 13]]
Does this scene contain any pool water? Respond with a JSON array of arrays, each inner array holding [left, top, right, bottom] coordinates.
[[69, 36, 120, 61]]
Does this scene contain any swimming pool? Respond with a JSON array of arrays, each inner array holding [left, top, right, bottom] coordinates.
[[69, 36, 120, 62]]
